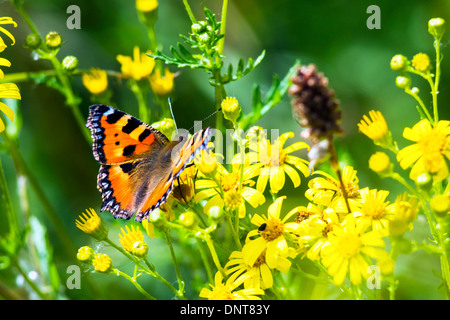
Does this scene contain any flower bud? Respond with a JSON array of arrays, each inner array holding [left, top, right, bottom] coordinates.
[[368, 151, 393, 176], [416, 172, 432, 190], [430, 194, 450, 217], [77, 246, 95, 263], [92, 253, 112, 273], [25, 33, 41, 50], [62, 55, 78, 72], [208, 205, 223, 221], [412, 53, 431, 72], [395, 75, 411, 89], [221, 97, 241, 122], [45, 31, 62, 49], [428, 17, 446, 39], [179, 211, 195, 227], [191, 22, 206, 34], [149, 208, 165, 224], [131, 241, 149, 258], [390, 54, 409, 72]]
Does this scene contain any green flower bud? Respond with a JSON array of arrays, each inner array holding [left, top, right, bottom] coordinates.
[[428, 17, 446, 39], [131, 241, 149, 258], [62, 55, 79, 72], [179, 211, 195, 227], [208, 205, 223, 221], [149, 208, 165, 224], [191, 22, 206, 34], [416, 172, 432, 191], [395, 75, 411, 90], [390, 54, 409, 72], [197, 32, 211, 44], [25, 33, 41, 50], [45, 31, 62, 49]]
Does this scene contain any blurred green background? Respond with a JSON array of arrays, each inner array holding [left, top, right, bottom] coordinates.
[[1, 0, 449, 299]]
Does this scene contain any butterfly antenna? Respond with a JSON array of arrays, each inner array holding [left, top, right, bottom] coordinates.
[[168, 97, 178, 131], [188, 107, 222, 132]]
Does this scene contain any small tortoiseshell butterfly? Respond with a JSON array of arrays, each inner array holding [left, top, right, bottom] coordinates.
[[86, 104, 211, 222]]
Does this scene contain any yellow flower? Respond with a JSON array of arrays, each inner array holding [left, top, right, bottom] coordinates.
[[296, 205, 340, 261], [225, 249, 288, 290], [412, 53, 431, 72], [119, 225, 146, 256], [195, 162, 264, 218], [247, 132, 310, 194], [243, 196, 299, 270], [0, 83, 20, 133], [150, 68, 175, 96], [199, 271, 264, 300], [397, 119, 450, 182], [92, 253, 112, 273], [321, 215, 388, 286], [82, 68, 108, 95], [136, 0, 158, 13], [388, 193, 419, 236], [117, 46, 155, 81], [352, 188, 393, 232], [358, 110, 394, 149], [194, 149, 218, 176], [75, 208, 108, 240], [369, 151, 392, 175], [0, 17, 17, 52], [305, 166, 361, 215]]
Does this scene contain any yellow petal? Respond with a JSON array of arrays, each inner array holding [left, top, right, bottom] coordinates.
[[269, 166, 285, 194], [0, 101, 15, 121], [283, 164, 301, 188], [267, 196, 285, 219], [241, 187, 265, 208]]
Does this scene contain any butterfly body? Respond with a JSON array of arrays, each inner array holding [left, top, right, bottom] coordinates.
[[86, 104, 211, 222]]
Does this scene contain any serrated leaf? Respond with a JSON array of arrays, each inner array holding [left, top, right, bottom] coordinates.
[[177, 43, 196, 62], [204, 7, 218, 30], [236, 59, 244, 78], [170, 45, 189, 63], [252, 84, 262, 112]]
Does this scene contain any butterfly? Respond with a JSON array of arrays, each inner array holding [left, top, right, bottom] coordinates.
[[86, 104, 212, 222]]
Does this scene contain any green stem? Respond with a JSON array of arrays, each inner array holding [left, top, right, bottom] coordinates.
[[196, 237, 214, 283], [200, 232, 226, 279], [390, 172, 418, 196], [217, 0, 228, 56], [433, 37, 441, 123], [406, 88, 433, 123], [162, 228, 186, 295], [130, 79, 150, 124], [182, 0, 197, 24], [113, 268, 156, 300]]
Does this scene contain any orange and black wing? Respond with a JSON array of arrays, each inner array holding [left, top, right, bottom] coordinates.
[[86, 104, 169, 220]]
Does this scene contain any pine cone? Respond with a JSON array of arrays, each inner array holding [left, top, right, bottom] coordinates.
[[289, 64, 343, 142]]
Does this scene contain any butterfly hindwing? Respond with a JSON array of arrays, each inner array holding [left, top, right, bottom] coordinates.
[[134, 127, 212, 221]]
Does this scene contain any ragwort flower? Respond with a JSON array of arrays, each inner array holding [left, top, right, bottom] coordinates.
[[321, 216, 388, 286], [0, 17, 17, 52], [75, 208, 108, 240], [305, 166, 361, 215], [195, 162, 264, 218], [246, 132, 310, 194], [117, 46, 155, 80], [243, 196, 298, 270], [82, 68, 108, 95], [150, 68, 175, 96], [358, 110, 395, 150], [352, 188, 393, 233], [199, 271, 264, 300], [397, 119, 450, 182]]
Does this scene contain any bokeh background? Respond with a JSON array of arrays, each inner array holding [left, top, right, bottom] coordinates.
[[1, 0, 449, 299]]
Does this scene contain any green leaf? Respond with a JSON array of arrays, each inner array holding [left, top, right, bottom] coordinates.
[[204, 7, 218, 30], [0, 256, 10, 270]]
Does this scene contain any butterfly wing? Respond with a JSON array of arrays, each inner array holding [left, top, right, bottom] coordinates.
[[86, 104, 169, 165], [86, 104, 169, 219], [86, 104, 212, 222], [133, 127, 212, 221]]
